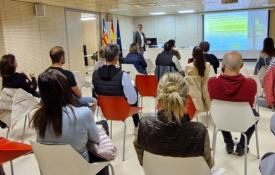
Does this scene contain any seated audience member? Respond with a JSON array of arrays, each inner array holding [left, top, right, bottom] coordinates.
[[168, 39, 181, 60], [259, 114, 275, 175], [31, 70, 109, 175], [134, 72, 213, 168], [0, 165, 4, 175], [46, 46, 94, 107], [254, 37, 275, 76], [0, 54, 38, 97], [263, 61, 275, 110], [208, 51, 258, 156], [94, 47, 106, 71], [185, 47, 211, 115], [92, 44, 140, 129], [124, 43, 147, 74], [155, 42, 183, 80], [199, 41, 220, 74]]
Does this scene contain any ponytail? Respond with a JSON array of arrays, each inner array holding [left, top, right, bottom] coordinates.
[[157, 73, 187, 123]]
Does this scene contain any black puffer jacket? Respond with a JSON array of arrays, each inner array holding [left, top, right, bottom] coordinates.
[[134, 111, 213, 168]]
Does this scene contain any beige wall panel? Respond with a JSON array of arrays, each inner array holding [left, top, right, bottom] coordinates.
[[65, 10, 85, 72], [38, 5, 69, 70], [82, 19, 99, 65], [269, 9, 275, 39], [0, 6, 5, 56], [0, 0, 69, 78], [0, 0, 42, 76]]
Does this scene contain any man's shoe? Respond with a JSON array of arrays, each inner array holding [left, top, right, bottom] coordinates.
[[235, 145, 249, 156], [225, 144, 234, 154]]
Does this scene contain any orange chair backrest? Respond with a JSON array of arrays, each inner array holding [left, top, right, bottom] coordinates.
[[98, 96, 131, 121], [0, 137, 32, 164], [185, 96, 196, 119], [135, 75, 158, 97]]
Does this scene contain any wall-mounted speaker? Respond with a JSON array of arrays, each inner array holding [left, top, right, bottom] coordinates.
[[35, 4, 46, 17]]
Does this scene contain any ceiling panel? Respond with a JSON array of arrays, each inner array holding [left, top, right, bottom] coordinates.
[[16, 0, 275, 16]]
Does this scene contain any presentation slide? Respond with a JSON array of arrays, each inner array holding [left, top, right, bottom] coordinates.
[[204, 10, 269, 51]]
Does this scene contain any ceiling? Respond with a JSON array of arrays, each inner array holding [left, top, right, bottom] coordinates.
[[17, 0, 275, 16]]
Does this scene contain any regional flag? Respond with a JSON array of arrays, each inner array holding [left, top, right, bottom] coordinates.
[[111, 20, 115, 43], [102, 18, 108, 46]]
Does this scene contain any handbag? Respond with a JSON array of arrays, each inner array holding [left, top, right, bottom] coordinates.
[[87, 128, 117, 161]]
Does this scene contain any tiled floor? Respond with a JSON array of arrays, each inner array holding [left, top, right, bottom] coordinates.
[[1, 87, 274, 175]]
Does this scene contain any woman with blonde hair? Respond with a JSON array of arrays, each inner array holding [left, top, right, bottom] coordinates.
[[124, 43, 147, 74], [133, 72, 213, 168]]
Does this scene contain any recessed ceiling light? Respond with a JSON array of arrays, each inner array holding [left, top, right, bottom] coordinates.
[[161, 4, 177, 7], [109, 9, 128, 12], [80, 17, 96, 21], [149, 12, 166, 15], [178, 10, 195, 14]]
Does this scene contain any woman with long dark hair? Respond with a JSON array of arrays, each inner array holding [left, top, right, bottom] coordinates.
[[0, 54, 38, 97], [192, 46, 207, 77], [31, 69, 109, 175], [185, 47, 211, 125], [254, 37, 275, 75]]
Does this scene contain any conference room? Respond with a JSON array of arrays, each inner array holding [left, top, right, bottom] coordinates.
[[0, 0, 275, 175]]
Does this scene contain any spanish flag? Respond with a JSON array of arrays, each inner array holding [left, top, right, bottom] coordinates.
[[102, 18, 108, 46], [111, 20, 115, 43]]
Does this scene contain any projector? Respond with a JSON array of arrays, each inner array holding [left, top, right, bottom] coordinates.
[[222, 0, 238, 4]]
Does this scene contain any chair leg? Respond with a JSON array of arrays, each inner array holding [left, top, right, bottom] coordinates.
[[123, 121, 126, 161], [141, 97, 143, 113], [212, 128, 219, 161], [10, 161, 14, 175], [110, 121, 113, 139], [154, 98, 157, 116], [205, 112, 209, 128], [212, 125, 216, 150], [6, 127, 10, 139], [242, 133, 248, 175], [255, 124, 260, 159], [96, 106, 100, 121], [109, 164, 115, 175], [256, 95, 260, 116], [22, 114, 28, 143]]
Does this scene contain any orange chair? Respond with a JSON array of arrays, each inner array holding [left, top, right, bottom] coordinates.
[[185, 95, 197, 120], [0, 137, 32, 175], [98, 96, 142, 161], [135, 75, 158, 114]]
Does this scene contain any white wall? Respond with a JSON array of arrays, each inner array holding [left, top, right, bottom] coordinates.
[[111, 15, 134, 50], [133, 14, 203, 48]]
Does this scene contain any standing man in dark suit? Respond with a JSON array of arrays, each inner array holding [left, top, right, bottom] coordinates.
[[133, 24, 146, 55]]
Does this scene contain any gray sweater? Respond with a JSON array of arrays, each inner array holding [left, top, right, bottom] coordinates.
[[37, 105, 99, 161]]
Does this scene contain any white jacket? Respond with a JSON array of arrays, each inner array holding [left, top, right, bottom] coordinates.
[[0, 88, 40, 128]]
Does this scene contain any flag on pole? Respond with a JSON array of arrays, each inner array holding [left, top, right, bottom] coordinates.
[[116, 19, 123, 57], [111, 20, 115, 43], [102, 18, 109, 46]]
